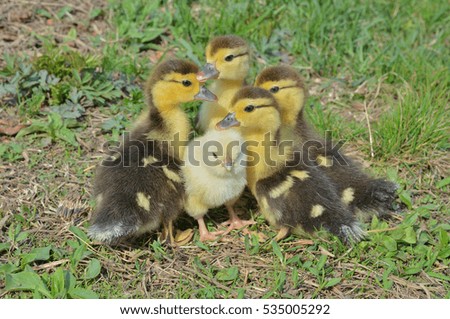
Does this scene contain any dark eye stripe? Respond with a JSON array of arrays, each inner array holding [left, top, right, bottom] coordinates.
[[167, 80, 193, 86], [255, 104, 274, 109], [243, 104, 275, 112], [233, 52, 248, 58], [262, 84, 297, 91], [225, 52, 248, 62], [279, 85, 297, 90]]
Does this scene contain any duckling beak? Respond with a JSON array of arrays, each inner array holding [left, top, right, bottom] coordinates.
[[224, 157, 233, 171], [196, 63, 219, 82], [194, 86, 217, 101], [216, 112, 241, 130]]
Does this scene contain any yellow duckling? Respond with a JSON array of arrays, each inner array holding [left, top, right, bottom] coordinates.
[[255, 65, 398, 216], [196, 35, 250, 132], [182, 129, 249, 241], [89, 59, 216, 244], [216, 87, 364, 244]]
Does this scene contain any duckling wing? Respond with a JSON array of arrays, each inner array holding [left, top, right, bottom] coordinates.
[[300, 124, 398, 216], [255, 153, 364, 244]]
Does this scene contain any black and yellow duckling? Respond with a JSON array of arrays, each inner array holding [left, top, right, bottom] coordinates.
[[216, 87, 364, 244], [196, 35, 250, 132], [255, 65, 398, 217], [89, 59, 217, 245]]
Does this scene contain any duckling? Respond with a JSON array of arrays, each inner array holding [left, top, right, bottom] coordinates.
[[89, 59, 217, 245], [182, 129, 249, 241], [196, 35, 250, 132], [216, 87, 364, 244], [255, 65, 398, 217]]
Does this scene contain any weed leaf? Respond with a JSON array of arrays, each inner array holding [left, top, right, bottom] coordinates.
[[85, 259, 101, 280], [69, 225, 89, 243], [68, 287, 99, 299], [0, 242, 11, 253], [21, 246, 52, 265], [215, 266, 239, 281], [195, 240, 210, 252], [436, 177, 450, 189], [398, 190, 413, 209], [5, 270, 51, 298], [271, 240, 285, 264], [402, 227, 417, 244], [324, 278, 341, 288], [383, 236, 397, 251], [427, 272, 450, 282]]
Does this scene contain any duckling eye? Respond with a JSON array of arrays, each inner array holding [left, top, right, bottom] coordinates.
[[224, 55, 234, 62], [270, 86, 280, 93], [182, 80, 192, 87], [244, 105, 255, 112], [212, 152, 218, 158]]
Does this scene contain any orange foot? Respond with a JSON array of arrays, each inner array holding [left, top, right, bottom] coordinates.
[[221, 217, 255, 234], [197, 216, 224, 242], [199, 229, 225, 242], [274, 226, 290, 241], [221, 205, 256, 235]]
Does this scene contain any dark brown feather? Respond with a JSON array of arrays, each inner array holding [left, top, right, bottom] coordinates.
[[230, 86, 277, 107], [255, 65, 307, 92], [208, 35, 248, 56], [90, 137, 184, 244]]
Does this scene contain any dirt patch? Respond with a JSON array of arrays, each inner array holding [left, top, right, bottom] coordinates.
[[0, 0, 109, 67]]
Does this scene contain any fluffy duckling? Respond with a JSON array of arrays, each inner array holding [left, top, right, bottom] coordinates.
[[182, 129, 249, 241], [89, 59, 217, 244], [255, 65, 398, 216], [216, 87, 364, 244], [196, 35, 250, 132]]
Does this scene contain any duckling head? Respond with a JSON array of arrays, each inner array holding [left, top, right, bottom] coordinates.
[[216, 87, 281, 134], [197, 35, 250, 82], [147, 59, 217, 110], [255, 65, 307, 126], [190, 129, 246, 178]]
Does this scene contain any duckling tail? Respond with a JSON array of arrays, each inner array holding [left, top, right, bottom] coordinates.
[[88, 220, 139, 245], [339, 222, 366, 244], [88, 200, 144, 244]]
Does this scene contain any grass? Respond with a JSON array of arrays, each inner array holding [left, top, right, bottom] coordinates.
[[0, 0, 449, 298]]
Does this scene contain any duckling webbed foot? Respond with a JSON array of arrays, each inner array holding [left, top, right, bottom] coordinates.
[[274, 226, 290, 241], [197, 217, 225, 242], [161, 220, 176, 245], [221, 205, 255, 234]]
